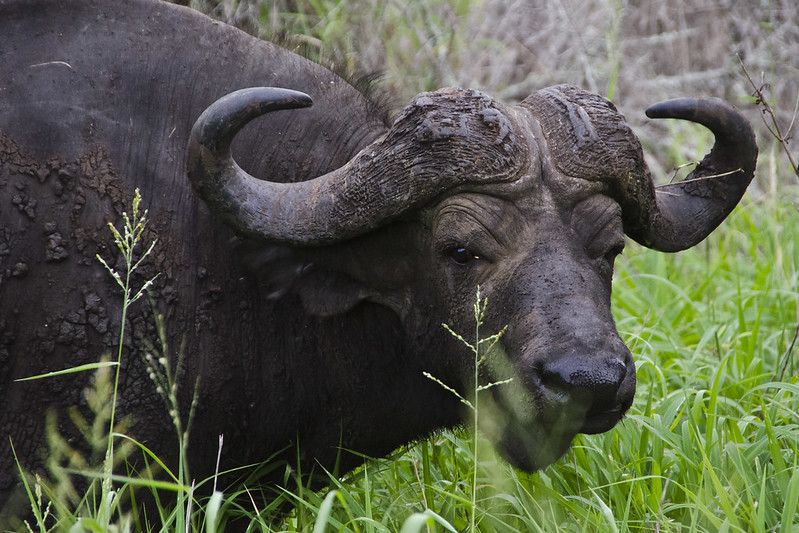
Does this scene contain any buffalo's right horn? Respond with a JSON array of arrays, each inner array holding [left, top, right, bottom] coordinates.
[[621, 97, 757, 252], [187, 86, 414, 246], [520, 85, 756, 253]]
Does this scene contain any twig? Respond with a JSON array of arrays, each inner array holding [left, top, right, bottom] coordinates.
[[668, 161, 699, 184], [738, 54, 799, 177], [739, 55, 799, 380], [670, 167, 745, 184], [778, 319, 799, 382], [658, 168, 745, 195]]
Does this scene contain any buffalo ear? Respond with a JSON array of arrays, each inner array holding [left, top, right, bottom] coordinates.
[[237, 241, 370, 316], [296, 270, 372, 317], [236, 242, 308, 300]]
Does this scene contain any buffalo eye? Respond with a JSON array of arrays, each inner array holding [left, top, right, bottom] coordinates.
[[450, 246, 481, 265]]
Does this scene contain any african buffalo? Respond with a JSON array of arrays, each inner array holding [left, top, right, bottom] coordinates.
[[0, 0, 755, 520]]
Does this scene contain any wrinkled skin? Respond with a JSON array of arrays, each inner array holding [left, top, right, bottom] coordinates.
[[427, 188, 633, 469], [0, 0, 754, 524]]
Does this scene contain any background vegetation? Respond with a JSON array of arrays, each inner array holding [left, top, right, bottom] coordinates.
[[180, 0, 798, 184], [20, 0, 799, 531]]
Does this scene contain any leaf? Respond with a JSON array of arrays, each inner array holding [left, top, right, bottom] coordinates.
[[15, 361, 119, 382], [312, 490, 339, 533], [400, 510, 459, 533], [205, 490, 224, 533]]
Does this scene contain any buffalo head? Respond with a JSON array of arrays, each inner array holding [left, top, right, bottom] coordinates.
[[186, 85, 756, 471]]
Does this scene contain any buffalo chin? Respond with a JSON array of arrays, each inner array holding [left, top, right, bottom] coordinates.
[[493, 419, 580, 472], [494, 399, 630, 471], [485, 390, 629, 472], [578, 405, 627, 435]]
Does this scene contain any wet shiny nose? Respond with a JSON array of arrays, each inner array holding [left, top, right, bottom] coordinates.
[[540, 350, 635, 434]]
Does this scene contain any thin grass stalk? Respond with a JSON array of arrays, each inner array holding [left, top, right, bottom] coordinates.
[[95, 188, 158, 525], [470, 290, 481, 533]]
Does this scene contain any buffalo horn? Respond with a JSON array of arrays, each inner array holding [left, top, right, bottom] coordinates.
[[624, 97, 757, 252], [188, 86, 527, 245], [186, 87, 338, 244], [188, 87, 405, 245]]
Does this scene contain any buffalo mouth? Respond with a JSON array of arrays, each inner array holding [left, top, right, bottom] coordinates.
[[491, 401, 628, 472], [494, 419, 580, 472], [578, 403, 627, 435], [482, 367, 633, 472]]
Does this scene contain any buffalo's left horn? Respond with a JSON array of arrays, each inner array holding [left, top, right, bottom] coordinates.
[[188, 86, 527, 245], [186, 87, 339, 244], [188, 87, 401, 245], [623, 97, 757, 252]]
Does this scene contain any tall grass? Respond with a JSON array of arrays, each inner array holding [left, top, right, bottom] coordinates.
[[184, 0, 798, 159], [13, 190, 157, 530], [13, 191, 211, 532]]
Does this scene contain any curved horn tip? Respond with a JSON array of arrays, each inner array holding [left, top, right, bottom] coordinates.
[[190, 87, 313, 153], [207, 87, 314, 124], [644, 97, 704, 120], [643, 97, 746, 127], [643, 96, 756, 159], [269, 87, 313, 108], [228, 87, 314, 108], [186, 86, 316, 240], [630, 96, 757, 253]]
